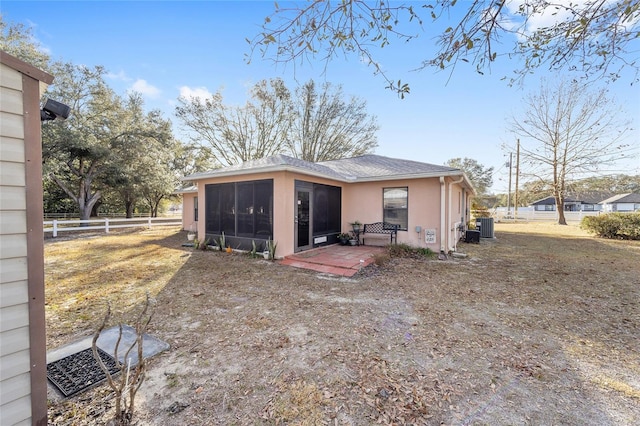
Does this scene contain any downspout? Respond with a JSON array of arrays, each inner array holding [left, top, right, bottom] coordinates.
[[448, 175, 465, 252], [439, 177, 446, 254]]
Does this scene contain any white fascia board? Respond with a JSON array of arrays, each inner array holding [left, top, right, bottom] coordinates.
[[182, 167, 476, 194], [351, 171, 476, 194], [181, 165, 343, 182]]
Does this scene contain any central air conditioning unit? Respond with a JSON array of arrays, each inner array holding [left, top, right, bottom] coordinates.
[[464, 230, 480, 243], [475, 217, 495, 238]]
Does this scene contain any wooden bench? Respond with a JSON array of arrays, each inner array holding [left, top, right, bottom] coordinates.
[[361, 222, 399, 245]]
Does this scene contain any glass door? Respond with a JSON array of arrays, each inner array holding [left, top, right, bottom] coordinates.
[[295, 186, 312, 252]]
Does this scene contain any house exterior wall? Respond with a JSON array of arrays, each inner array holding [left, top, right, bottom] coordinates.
[[180, 192, 197, 232], [192, 170, 471, 257], [275, 172, 294, 256], [532, 197, 604, 212], [342, 178, 445, 250], [603, 202, 637, 212], [195, 171, 347, 257], [195, 171, 292, 256], [1, 52, 52, 426], [447, 182, 467, 251]]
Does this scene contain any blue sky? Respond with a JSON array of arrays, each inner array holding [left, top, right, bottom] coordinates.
[[3, 0, 639, 193]]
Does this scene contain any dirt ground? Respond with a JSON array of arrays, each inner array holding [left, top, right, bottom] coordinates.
[[45, 223, 640, 425]]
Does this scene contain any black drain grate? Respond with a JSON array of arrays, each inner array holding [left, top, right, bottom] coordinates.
[[47, 347, 120, 397]]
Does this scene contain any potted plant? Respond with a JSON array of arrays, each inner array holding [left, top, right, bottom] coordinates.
[[187, 225, 196, 241], [337, 233, 351, 245], [350, 221, 362, 233]]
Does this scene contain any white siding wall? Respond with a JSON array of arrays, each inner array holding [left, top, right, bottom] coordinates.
[[0, 61, 32, 425], [614, 202, 635, 212]]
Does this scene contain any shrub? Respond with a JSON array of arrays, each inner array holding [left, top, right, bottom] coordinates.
[[387, 243, 436, 258], [372, 252, 391, 266], [472, 209, 491, 219], [415, 247, 436, 257], [581, 213, 640, 240], [621, 214, 640, 240], [192, 237, 211, 250]]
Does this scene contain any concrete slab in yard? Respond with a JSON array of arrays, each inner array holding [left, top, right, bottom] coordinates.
[[46, 325, 169, 399], [47, 325, 169, 365]]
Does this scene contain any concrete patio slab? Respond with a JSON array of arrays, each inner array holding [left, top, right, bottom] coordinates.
[[279, 244, 385, 276]]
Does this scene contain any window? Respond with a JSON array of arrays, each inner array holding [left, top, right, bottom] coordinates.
[[383, 187, 408, 230], [194, 196, 198, 222]]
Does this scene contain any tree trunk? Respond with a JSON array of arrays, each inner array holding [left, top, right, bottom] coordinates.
[[49, 173, 101, 223], [91, 200, 102, 217], [151, 197, 163, 217], [557, 208, 567, 225], [554, 194, 568, 225], [80, 196, 101, 221], [125, 200, 135, 218]]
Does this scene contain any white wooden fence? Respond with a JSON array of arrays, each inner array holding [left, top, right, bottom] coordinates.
[[44, 217, 182, 237], [491, 210, 600, 223]]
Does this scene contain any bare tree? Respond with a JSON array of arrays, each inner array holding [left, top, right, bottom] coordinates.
[[289, 80, 378, 162], [175, 78, 378, 165], [175, 79, 292, 166], [249, 1, 640, 95], [92, 294, 154, 426], [508, 79, 633, 225]]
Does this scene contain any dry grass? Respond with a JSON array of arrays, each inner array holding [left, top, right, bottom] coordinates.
[[44, 228, 190, 346], [45, 223, 640, 425]]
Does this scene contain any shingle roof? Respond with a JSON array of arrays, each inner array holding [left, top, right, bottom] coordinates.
[[599, 193, 640, 204], [573, 191, 616, 204], [174, 185, 197, 194], [318, 154, 458, 180], [531, 196, 556, 206], [183, 154, 465, 184], [184, 154, 345, 181]]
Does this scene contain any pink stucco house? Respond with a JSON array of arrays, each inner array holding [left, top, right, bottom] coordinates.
[[180, 154, 475, 258]]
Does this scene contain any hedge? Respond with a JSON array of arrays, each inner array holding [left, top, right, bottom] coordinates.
[[580, 213, 640, 240]]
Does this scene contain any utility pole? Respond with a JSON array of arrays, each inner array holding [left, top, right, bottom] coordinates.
[[506, 152, 513, 216], [514, 139, 520, 217]]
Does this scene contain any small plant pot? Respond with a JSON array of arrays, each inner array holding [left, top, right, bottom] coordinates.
[[187, 233, 195, 241], [263, 251, 270, 260], [349, 239, 357, 246]]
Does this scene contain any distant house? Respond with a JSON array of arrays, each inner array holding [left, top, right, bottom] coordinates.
[[1, 51, 53, 426], [530, 192, 612, 212], [181, 154, 475, 257], [600, 193, 640, 212]]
